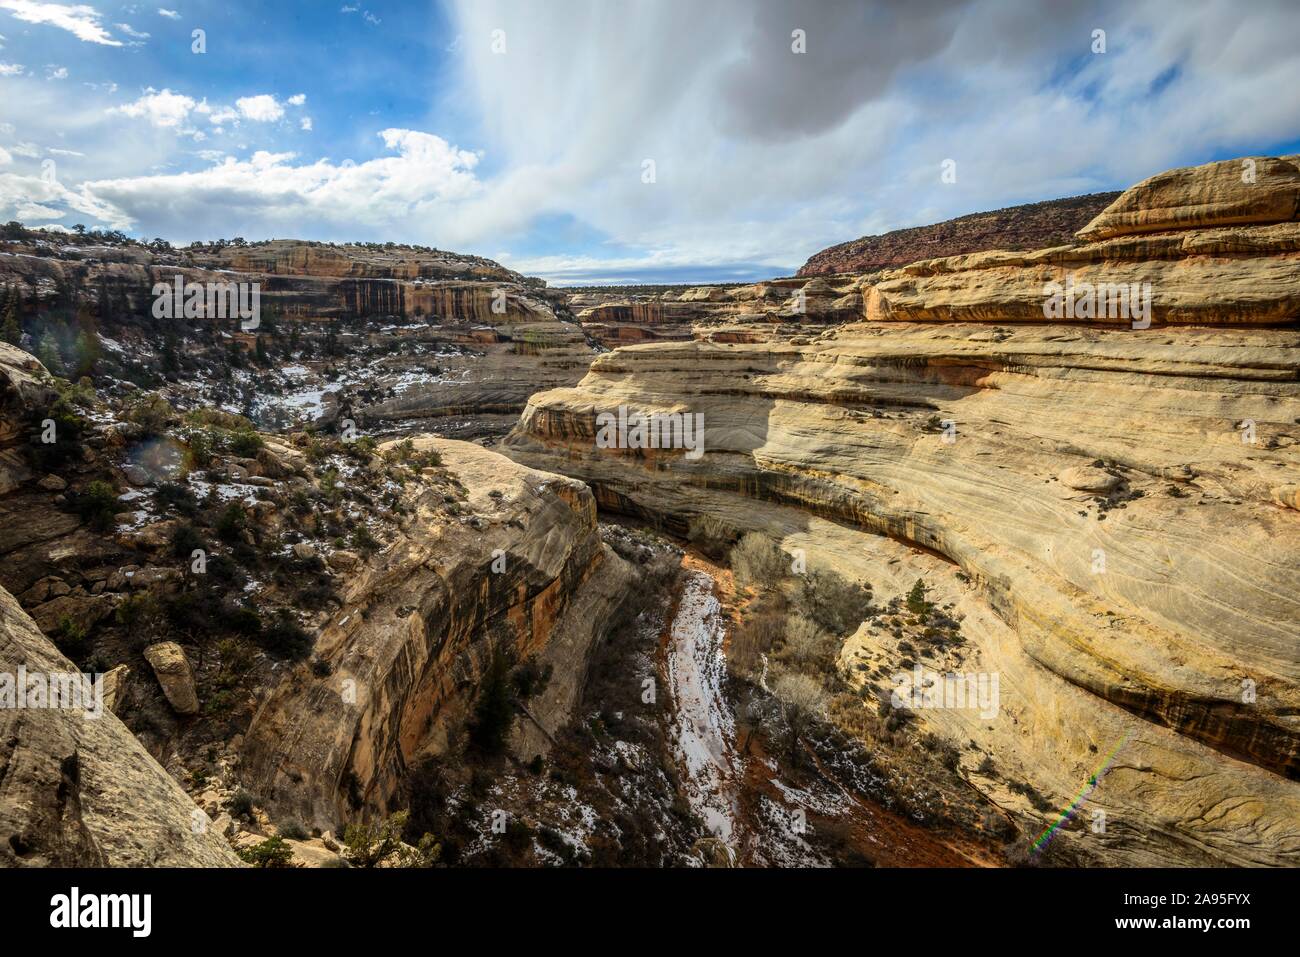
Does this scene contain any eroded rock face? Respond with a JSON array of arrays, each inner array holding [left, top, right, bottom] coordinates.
[[1077, 156, 1300, 241], [799, 191, 1121, 277], [240, 437, 632, 829], [503, 156, 1300, 867], [143, 641, 200, 716], [0, 586, 240, 866]]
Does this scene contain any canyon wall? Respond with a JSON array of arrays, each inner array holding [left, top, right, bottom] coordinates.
[[504, 156, 1300, 866], [0, 583, 241, 866], [240, 437, 633, 828]]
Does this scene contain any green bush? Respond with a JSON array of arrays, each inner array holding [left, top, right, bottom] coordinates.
[[215, 502, 245, 543], [170, 522, 208, 559], [259, 609, 312, 660], [228, 430, 263, 458], [237, 835, 295, 868], [74, 480, 124, 532]]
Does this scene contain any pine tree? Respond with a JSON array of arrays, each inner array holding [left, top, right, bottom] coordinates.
[[0, 286, 18, 346], [36, 330, 64, 375]]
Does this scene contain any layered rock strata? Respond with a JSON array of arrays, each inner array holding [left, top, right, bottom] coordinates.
[[240, 437, 633, 828], [0, 585, 241, 866], [504, 156, 1300, 866]]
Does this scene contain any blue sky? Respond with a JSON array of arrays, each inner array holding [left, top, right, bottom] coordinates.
[[2, 0, 1299, 285]]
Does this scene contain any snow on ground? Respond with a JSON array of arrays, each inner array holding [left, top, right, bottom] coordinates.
[[665, 570, 741, 849]]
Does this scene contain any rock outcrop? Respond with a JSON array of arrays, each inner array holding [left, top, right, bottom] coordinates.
[[0, 585, 241, 866], [504, 155, 1300, 866], [799, 191, 1121, 277], [240, 437, 634, 829], [142, 641, 200, 716]]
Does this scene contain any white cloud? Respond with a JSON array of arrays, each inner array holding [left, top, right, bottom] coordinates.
[[114, 22, 149, 41], [111, 88, 196, 127], [47, 146, 83, 156], [206, 105, 238, 124], [0, 146, 11, 164], [45, 64, 67, 79], [157, 8, 178, 19], [431, 0, 1300, 277], [15, 200, 60, 217], [0, 60, 22, 74], [0, 1, 121, 46], [236, 94, 283, 122], [64, 129, 482, 241], [288, 93, 306, 106], [300, 116, 312, 131]]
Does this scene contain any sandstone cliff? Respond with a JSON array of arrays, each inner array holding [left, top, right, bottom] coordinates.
[[238, 437, 634, 828], [504, 155, 1300, 866], [0, 584, 240, 866], [798, 191, 1121, 277]]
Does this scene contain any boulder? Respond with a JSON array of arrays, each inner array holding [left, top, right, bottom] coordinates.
[[29, 593, 116, 638], [143, 641, 200, 715], [101, 663, 130, 713], [1058, 466, 1123, 493], [0, 585, 239, 865], [1076, 156, 1300, 241]]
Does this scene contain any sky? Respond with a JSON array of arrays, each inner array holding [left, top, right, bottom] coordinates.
[[1, 0, 1299, 286]]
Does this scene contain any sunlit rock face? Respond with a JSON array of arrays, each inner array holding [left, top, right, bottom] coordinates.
[[504, 156, 1300, 866], [0, 585, 242, 867], [240, 437, 631, 829]]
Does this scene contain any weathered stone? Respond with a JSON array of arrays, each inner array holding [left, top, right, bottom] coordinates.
[[241, 437, 632, 831], [0, 586, 239, 866], [29, 593, 116, 638], [143, 640, 200, 715], [101, 663, 129, 713], [1077, 156, 1300, 241], [1058, 466, 1122, 493]]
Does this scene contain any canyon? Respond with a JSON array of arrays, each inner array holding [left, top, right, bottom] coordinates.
[[0, 154, 1297, 867]]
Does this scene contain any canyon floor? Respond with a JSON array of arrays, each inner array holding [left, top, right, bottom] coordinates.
[[0, 154, 1297, 868]]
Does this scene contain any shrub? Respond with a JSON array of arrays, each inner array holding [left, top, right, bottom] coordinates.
[[55, 615, 87, 651], [259, 609, 312, 660], [237, 835, 295, 868], [343, 811, 439, 868], [798, 569, 874, 636], [277, 820, 310, 841], [215, 502, 245, 543], [74, 480, 123, 532], [170, 522, 208, 559], [155, 480, 199, 516], [125, 392, 174, 435], [228, 789, 255, 818], [778, 616, 836, 672], [730, 532, 787, 588], [771, 672, 829, 759], [228, 430, 263, 458], [183, 429, 216, 471], [906, 579, 932, 618]]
